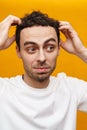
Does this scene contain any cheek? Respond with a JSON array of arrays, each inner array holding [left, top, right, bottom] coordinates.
[[47, 53, 58, 64], [22, 55, 37, 67]]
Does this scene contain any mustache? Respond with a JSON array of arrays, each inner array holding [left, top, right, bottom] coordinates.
[[32, 61, 51, 69], [33, 63, 51, 68]]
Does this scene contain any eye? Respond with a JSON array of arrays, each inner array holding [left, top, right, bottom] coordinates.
[[27, 46, 38, 54], [46, 45, 55, 52]]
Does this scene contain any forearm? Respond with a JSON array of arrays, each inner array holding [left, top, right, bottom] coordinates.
[[0, 15, 21, 50], [76, 47, 87, 63]]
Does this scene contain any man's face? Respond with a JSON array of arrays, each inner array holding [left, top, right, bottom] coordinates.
[[17, 26, 60, 82]]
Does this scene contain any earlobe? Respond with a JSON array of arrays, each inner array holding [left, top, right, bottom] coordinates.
[[16, 46, 22, 58]]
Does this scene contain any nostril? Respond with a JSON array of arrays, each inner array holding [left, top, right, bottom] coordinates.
[[38, 60, 46, 65]]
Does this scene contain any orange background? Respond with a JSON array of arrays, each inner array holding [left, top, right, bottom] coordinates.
[[0, 0, 87, 129]]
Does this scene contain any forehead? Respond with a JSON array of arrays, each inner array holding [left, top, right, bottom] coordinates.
[[20, 26, 58, 44]]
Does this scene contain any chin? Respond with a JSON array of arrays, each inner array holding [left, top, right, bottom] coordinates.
[[36, 77, 49, 83], [34, 73, 50, 82]]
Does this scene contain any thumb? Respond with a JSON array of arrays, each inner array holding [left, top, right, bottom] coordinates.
[[9, 34, 16, 44], [60, 39, 65, 49], [6, 35, 16, 49], [60, 39, 69, 52]]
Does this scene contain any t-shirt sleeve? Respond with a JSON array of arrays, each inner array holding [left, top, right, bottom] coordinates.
[[0, 77, 9, 96], [57, 73, 87, 112], [66, 74, 87, 112]]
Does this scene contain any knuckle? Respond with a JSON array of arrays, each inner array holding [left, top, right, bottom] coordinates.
[[8, 14, 13, 18]]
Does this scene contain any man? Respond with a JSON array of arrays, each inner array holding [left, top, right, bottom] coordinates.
[[0, 11, 87, 130]]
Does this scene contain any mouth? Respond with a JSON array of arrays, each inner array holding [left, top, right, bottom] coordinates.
[[34, 67, 50, 73]]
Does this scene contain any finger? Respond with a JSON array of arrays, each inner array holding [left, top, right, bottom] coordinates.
[[60, 29, 69, 39], [59, 21, 72, 30], [11, 17, 21, 26], [59, 24, 71, 31], [59, 21, 75, 39], [11, 21, 21, 26], [3, 15, 21, 28], [59, 21, 70, 27]]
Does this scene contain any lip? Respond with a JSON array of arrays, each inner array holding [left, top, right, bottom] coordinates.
[[34, 67, 50, 73]]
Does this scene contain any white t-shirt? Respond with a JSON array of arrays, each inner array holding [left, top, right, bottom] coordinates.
[[0, 72, 87, 130]]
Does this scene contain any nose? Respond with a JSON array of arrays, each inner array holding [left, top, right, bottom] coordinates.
[[37, 49, 46, 63]]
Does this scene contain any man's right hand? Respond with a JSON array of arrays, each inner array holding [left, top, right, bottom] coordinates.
[[0, 15, 21, 50]]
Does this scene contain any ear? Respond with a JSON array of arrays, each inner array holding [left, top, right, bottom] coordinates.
[[16, 45, 22, 58]]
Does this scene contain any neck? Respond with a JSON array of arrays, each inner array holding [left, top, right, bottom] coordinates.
[[22, 73, 50, 89]]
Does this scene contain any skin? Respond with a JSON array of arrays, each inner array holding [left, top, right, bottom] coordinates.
[[0, 15, 87, 88], [16, 26, 60, 88], [0, 15, 21, 49]]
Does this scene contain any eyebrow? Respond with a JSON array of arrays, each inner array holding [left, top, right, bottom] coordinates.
[[24, 41, 36, 46], [24, 38, 56, 46]]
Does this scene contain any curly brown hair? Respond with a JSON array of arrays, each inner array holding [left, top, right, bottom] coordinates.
[[16, 11, 60, 49]]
